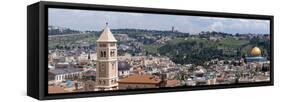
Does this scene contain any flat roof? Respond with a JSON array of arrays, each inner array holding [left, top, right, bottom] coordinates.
[[49, 68, 83, 75]]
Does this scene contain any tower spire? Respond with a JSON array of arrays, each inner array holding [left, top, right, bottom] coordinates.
[[96, 22, 117, 42]]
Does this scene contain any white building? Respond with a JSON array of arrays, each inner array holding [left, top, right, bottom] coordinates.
[[48, 68, 83, 83], [118, 61, 131, 77]]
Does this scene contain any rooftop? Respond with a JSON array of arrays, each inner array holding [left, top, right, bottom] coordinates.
[[118, 75, 161, 84], [48, 86, 68, 94], [96, 24, 117, 42], [166, 80, 180, 87], [49, 68, 83, 75], [118, 61, 131, 71]]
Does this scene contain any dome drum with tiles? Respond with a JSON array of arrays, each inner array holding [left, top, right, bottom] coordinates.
[[245, 46, 267, 62]]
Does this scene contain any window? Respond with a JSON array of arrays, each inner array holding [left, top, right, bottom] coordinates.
[[100, 51, 103, 57], [110, 43, 115, 47], [99, 44, 107, 47], [100, 51, 106, 57], [99, 63, 106, 77], [110, 50, 115, 57], [101, 63, 105, 67], [103, 51, 106, 57]]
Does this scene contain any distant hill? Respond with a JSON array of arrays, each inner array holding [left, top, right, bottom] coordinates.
[[48, 26, 81, 35]]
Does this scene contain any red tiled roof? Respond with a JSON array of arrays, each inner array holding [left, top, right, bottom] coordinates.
[[48, 86, 68, 94], [118, 75, 161, 84], [166, 80, 180, 87]]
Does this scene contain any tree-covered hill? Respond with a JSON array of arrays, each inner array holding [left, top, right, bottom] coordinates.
[[158, 37, 270, 65]]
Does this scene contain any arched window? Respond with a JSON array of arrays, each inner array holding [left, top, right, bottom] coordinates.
[[100, 51, 103, 57], [110, 43, 115, 47], [100, 51, 106, 57], [103, 51, 106, 57], [110, 50, 115, 57], [99, 44, 107, 47]]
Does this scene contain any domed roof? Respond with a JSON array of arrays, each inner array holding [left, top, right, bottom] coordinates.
[[118, 61, 130, 71], [251, 47, 262, 56]]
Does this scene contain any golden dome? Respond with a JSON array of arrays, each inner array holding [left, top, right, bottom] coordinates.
[[250, 47, 261, 56]]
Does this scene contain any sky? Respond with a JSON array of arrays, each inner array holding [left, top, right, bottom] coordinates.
[[49, 8, 270, 34]]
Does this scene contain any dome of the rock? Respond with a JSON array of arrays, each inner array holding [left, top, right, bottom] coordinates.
[[251, 47, 262, 56]]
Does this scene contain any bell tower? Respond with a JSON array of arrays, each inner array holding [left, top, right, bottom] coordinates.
[[95, 23, 118, 91]]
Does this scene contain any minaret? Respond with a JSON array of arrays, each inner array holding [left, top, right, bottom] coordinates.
[[95, 23, 118, 91]]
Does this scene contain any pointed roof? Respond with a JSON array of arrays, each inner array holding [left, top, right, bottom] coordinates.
[[97, 23, 117, 43]]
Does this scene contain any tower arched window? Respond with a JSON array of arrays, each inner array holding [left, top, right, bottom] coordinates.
[[110, 50, 115, 57], [100, 51, 106, 57], [110, 43, 115, 47], [100, 51, 103, 57], [103, 51, 106, 57], [99, 44, 107, 47], [99, 80, 102, 84]]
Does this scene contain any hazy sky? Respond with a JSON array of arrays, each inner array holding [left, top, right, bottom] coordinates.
[[49, 8, 270, 34]]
